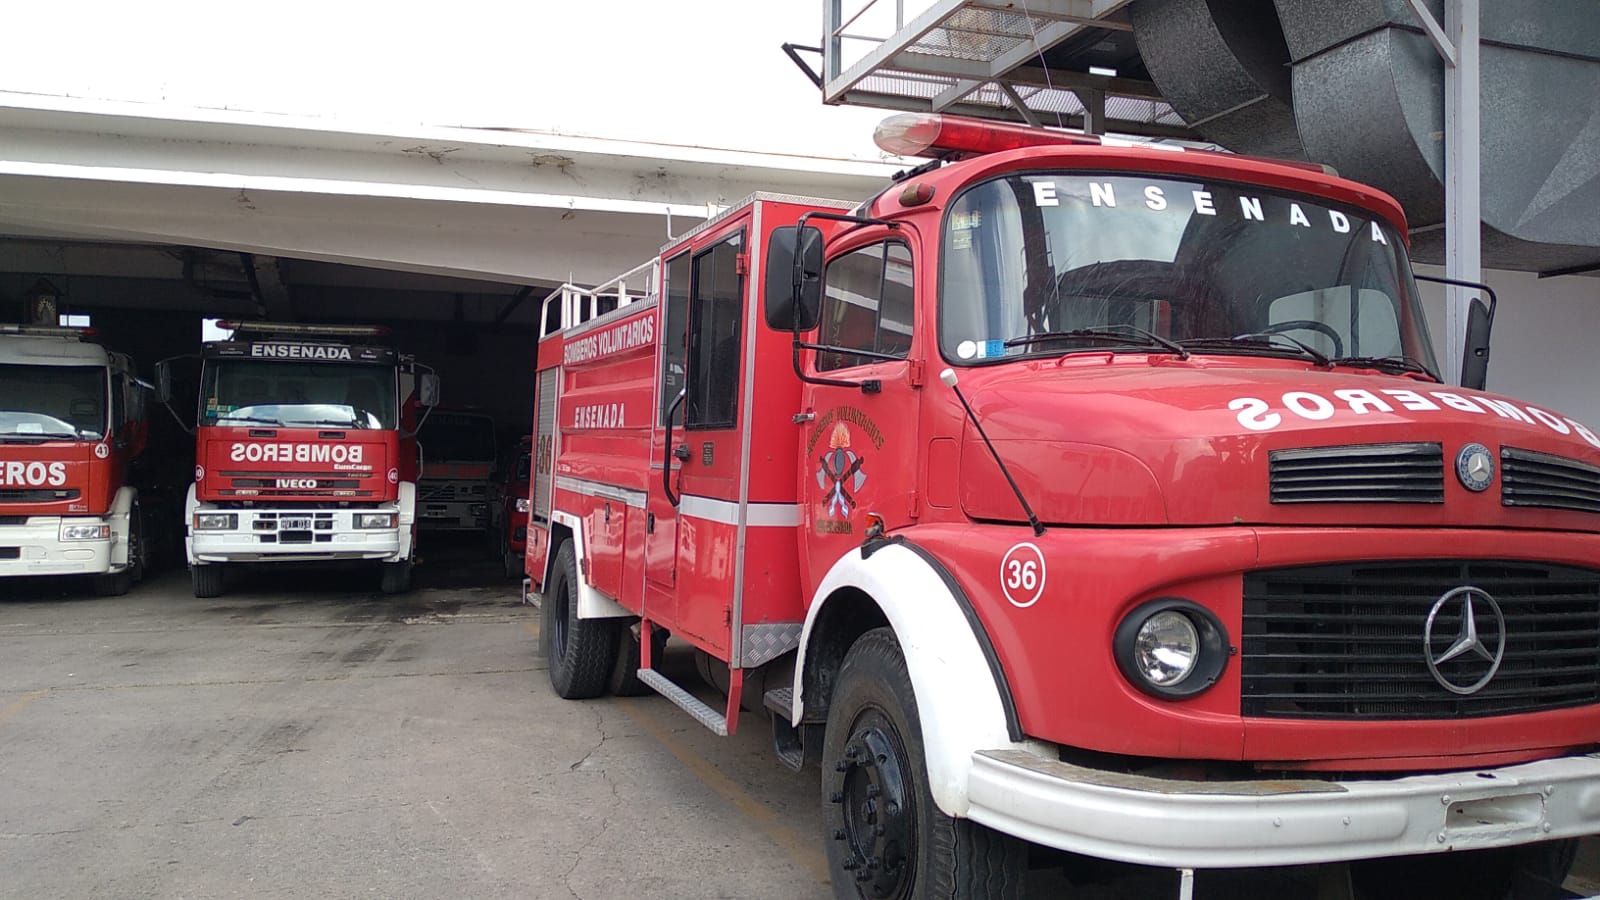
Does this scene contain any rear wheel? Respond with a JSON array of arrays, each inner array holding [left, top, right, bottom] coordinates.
[[191, 563, 224, 599], [821, 628, 1026, 900], [379, 560, 413, 595], [1352, 840, 1577, 900], [543, 540, 618, 699]]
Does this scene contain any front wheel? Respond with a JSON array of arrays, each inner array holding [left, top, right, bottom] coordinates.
[[543, 539, 618, 699], [379, 560, 413, 595], [821, 627, 1026, 900], [191, 563, 224, 599]]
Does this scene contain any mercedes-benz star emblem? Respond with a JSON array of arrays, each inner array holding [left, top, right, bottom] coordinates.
[[1424, 586, 1506, 695], [1456, 442, 1496, 492]]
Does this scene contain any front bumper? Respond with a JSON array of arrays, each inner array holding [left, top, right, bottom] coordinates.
[[0, 516, 113, 577], [416, 499, 489, 531], [967, 748, 1600, 869], [188, 507, 405, 564]]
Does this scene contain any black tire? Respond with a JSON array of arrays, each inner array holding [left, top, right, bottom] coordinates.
[[821, 628, 1026, 900], [502, 538, 523, 581], [608, 624, 666, 697], [543, 540, 618, 700], [126, 503, 146, 584], [92, 569, 133, 597], [380, 560, 413, 595], [1352, 839, 1578, 900], [191, 564, 224, 599]]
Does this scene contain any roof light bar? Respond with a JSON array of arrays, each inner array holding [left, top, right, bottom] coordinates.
[[874, 113, 1101, 159], [217, 321, 392, 338], [0, 323, 93, 339]]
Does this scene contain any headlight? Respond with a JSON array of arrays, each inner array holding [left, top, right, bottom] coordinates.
[[60, 523, 110, 541], [514, 498, 530, 513], [355, 513, 397, 529], [1113, 600, 1229, 698], [192, 513, 237, 531]]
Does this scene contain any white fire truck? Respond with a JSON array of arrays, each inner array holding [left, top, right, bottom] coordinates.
[[0, 324, 152, 595], [521, 115, 1600, 899]]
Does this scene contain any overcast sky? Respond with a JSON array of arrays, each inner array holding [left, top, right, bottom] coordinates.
[[4, 1, 901, 160]]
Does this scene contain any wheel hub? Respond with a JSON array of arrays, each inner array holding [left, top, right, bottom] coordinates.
[[834, 719, 914, 898]]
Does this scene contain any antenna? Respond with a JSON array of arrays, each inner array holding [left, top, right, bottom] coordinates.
[[939, 369, 1044, 537]]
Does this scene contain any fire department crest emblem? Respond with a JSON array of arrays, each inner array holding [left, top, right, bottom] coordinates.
[[817, 422, 867, 520]]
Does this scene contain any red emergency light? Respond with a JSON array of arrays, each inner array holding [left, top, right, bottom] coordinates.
[[874, 113, 1102, 159]]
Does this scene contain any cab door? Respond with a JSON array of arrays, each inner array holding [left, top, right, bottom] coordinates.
[[645, 222, 750, 654], [796, 233, 923, 592]]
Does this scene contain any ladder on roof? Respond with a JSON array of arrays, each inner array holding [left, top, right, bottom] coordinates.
[[537, 258, 657, 335]]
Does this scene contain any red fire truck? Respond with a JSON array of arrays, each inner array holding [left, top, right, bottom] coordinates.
[[523, 115, 1600, 897], [0, 324, 152, 595], [165, 322, 438, 598]]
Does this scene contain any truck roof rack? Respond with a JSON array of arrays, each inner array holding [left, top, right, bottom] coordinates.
[[537, 258, 656, 335]]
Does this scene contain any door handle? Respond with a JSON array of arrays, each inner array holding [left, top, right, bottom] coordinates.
[[672, 445, 691, 462]]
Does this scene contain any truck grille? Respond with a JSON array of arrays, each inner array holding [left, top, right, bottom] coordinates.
[[1268, 443, 1443, 504], [418, 481, 489, 502], [1501, 447, 1600, 514], [0, 488, 81, 503], [1242, 561, 1600, 720], [219, 470, 371, 498]]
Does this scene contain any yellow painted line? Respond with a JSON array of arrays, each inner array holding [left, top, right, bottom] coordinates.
[[0, 689, 48, 727], [615, 697, 829, 885]]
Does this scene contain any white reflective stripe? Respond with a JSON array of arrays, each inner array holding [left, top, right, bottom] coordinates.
[[553, 475, 646, 509], [679, 494, 799, 527]]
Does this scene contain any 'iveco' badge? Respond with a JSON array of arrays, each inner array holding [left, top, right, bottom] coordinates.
[[1455, 443, 1495, 492]]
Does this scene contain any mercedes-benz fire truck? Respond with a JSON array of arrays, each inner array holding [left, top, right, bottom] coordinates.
[[0, 324, 151, 595], [522, 115, 1600, 898], [169, 322, 437, 598]]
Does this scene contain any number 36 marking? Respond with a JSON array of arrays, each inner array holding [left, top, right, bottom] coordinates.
[[1000, 542, 1046, 608]]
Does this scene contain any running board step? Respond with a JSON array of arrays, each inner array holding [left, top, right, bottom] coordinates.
[[763, 686, 795, 723], [637, 668, 729, 737]]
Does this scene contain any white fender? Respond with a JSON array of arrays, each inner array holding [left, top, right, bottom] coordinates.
[[550, 509, 631, 619], [395, 482, 416, 562], [107, 486, 137, 570], [183, 483, 200, 566], [793, 542, 1030, 818]]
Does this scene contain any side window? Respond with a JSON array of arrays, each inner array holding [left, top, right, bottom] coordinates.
[[817, 242, 914, 371], [660, 253, 691, 425], [686, 233, 744, 429]]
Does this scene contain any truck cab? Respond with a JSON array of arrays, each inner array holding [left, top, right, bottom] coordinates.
[[525, 115, 1600, 897], [415, 409, 498, 536], [0, 324, 150, 595]]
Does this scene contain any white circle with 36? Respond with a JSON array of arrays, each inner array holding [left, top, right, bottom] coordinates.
[[1000, 541, 1046, 608]]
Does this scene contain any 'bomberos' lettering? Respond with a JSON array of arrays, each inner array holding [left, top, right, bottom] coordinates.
[[0, 461, 68, 487], [230, 442, 366, 464], [1227, 388, 1600, 448]]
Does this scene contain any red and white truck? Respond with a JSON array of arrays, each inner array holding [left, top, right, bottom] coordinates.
[[0, 324, 152, 595], [522, 115, 1600, 897], [165, 321, 438, 598]]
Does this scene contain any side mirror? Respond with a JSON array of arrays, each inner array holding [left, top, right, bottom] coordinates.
[[418, 373, 441, 408], [1460, 297, 1492, 391], [154, 360, 173, 404], [763, 225, 824, 332]]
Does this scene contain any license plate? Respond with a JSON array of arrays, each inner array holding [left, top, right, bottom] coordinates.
[[280, 517, 313, 531], [421, 510, 450, 518]]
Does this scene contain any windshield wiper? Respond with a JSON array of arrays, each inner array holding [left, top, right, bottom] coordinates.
[[284, 418, 364, 429], [1330, 354, 1437, 378], [0, 431, 79, 443], [214, 415, 285, 426], [1004, 325, 1189, 359], [1180, 334, 1333, 369]]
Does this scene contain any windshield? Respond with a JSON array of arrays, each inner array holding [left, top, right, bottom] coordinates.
[[418, 412, 497, 463], [0, 364, 107, 438], [200, 360, 397, 429], [940, 173, 1437, 374]]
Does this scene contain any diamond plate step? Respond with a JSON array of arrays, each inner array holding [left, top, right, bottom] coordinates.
[[763, 686, 795, 723], [637, 668, 728, 737]]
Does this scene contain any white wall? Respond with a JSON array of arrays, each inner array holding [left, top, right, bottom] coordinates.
[[1416, 265, 1600, 425]]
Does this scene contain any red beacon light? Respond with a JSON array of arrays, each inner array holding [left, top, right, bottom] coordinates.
[[874, 113, 1102, 160]]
